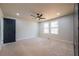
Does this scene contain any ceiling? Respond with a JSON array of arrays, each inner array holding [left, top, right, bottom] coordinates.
[[0, 3, 74, 22]]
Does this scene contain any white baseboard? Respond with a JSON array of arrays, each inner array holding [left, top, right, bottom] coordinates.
[[16, 37, 37, 41]]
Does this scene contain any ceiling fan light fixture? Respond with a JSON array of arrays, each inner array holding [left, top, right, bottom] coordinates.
[[57, 13, 60, 16], [16, 13, 20, 16]]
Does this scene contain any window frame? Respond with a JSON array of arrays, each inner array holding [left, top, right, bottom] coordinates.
[[43, 21, 58, 34], [50, 21, 59, 34], [43, 22, 49, 34]]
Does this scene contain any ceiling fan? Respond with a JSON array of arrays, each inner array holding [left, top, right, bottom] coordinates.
[[31, 13, 46, 20]]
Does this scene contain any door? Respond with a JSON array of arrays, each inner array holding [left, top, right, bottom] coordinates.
[[3, 18, 16, 43]]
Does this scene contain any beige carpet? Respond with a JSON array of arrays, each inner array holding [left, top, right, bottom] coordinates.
[[0, 38, 74, 56]]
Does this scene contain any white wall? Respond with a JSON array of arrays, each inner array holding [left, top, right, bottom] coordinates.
[[0, 19, 1, 41], [39, 15, 73, 43], [0, 8, 2, 40], [0, 14, 38, 42], [0, 8, 3, 18], [1, 16, 38, 41], [0, 8, 3, 41], [16, 19, 38, 40], [0, 8, 3, 49]]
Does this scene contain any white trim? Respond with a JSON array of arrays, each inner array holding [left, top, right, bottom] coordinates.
[[16, 37, 37, 41], [1, 18, 3, 44]]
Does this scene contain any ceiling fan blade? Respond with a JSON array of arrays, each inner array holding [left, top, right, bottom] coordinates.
[[38, 18, 40, 20], [40, 18, 46, 19], [40, 13, 43, 16], [37, 13, 40, 16], [32, 17, 37, 19], [31, 15, 36, 17]]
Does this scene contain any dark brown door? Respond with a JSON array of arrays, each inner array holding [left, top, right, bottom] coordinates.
[[3, 18, 16, 43]]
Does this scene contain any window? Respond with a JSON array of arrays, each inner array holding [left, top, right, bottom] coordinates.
[[43, 22, 49, 33], [43, 21, 58, 34], [50, 21, 58, 34]]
